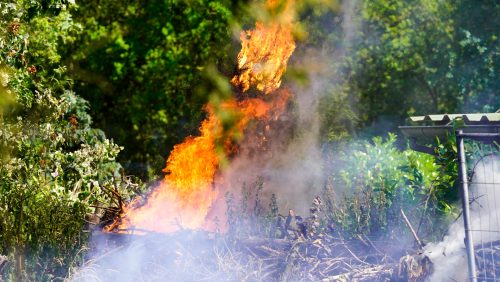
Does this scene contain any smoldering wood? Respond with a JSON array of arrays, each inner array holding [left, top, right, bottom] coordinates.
[[95, 228, 432, 281], [238, 232, 431, 281], [96, 197, 434, 281]]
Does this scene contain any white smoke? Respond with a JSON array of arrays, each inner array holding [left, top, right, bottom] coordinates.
[[425, 154, 500, 281], [71, 1, 367, 280], [217, 57, 325, 216], [248, 0, 363, 214]]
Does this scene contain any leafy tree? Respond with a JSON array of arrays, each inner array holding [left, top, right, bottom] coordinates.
[[61, 0, 234, 179], [0, 2, 138, 279], [300, 0, 498, 142], [451, 0, 499, 112]]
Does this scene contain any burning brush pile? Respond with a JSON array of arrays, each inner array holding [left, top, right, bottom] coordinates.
[[103, 0, 298, 235], [78, 194, 434, 281], [76, 0, 435, 281]]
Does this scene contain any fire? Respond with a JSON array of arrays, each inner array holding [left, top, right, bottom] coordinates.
[[116, 112, 221, 232], [105, 0, 296, 233], [231, 1, 296, 94]]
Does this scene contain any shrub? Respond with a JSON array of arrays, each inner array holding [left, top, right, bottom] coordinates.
[[0, 2, 139, 279], [326, 133, 457, 242]]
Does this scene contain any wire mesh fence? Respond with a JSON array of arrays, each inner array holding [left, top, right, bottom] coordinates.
[[458, 131, 500, 281]]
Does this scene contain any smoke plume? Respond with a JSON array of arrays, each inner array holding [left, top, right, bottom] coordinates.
[[425, 155, 500, 280]]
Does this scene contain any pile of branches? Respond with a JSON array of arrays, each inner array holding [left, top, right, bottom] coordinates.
[[85, 197, 434, 281], [235, 224, 432, 281], [82, 230, 432, 281], [226, 197, 431, 281], [238, 235, 433, 281]]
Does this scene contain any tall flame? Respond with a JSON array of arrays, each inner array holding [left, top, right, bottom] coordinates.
[[231, 1, 296, 94], [105, 0, 296, 233]]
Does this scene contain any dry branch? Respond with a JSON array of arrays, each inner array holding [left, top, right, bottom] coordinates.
[[400, 208, 424, 249], [96, 199, 434, 281]]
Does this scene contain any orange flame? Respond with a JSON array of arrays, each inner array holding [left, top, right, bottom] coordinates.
[[109, 111, 220, 232], [231, 1, 296, 94], [105, 0, 296, 234]]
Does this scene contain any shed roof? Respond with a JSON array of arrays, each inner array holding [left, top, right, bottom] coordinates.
[[409, 113, 500, 124], [399, 112, 500, 151]]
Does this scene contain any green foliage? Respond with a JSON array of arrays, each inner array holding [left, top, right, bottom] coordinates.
[[0, 0, 496, 278], [354, 0, 458, 116], [318, 84, 358, 142], [433, 135, 460, 212], [299, 0, 499, 141], [0, 2, 139, 279], [225, 178, 279, 239], [0, 1, 81, 107], [327, 133, 455, 241], [452, 0, 499, 111], [61, 0, 234, 179], [0, 92, 128, 280]]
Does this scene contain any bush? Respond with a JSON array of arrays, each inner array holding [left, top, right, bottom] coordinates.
[[0, 2, 139, 279], [325, 133, 457, 242]]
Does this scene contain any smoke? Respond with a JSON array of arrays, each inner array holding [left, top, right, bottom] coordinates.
[[67, 0, 500, 280], [268, 0, 363, 213], [340, 0, 359, 52], [70, 1, 373, 280], [270, 0, 363, 206], [216, 56, 325, 215], [71, 232, 249, 281], [214, 0, 364, 215], [424, 221, 468, 281], [425, 154, 500, 281], [204, 1, 360, 218]]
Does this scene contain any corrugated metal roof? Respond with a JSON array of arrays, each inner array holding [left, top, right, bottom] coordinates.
[[400, 112, 500, 154], [409, 113, 500, 123], [399, 124, 500, 139]]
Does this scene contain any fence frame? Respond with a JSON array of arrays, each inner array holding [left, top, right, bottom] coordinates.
[[457, 130, 500, 282]]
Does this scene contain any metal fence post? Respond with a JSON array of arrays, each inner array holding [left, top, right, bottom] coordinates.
[[457, 130, 478, 282]]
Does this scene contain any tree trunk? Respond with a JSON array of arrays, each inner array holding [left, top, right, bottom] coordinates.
[[14, 245, 24, 282]]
